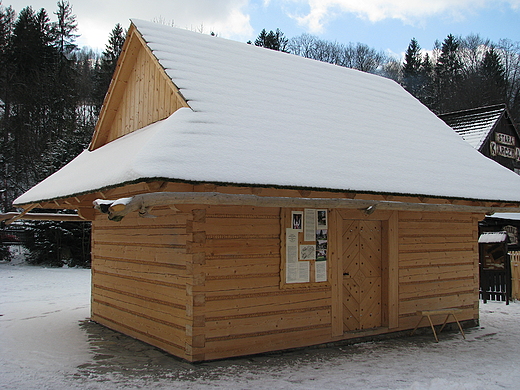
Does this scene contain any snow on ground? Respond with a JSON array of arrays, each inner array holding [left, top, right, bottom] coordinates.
[[1, 261, 520, 390]]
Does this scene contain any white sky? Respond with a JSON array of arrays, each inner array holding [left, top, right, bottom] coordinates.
[[3, 0, 520, 56]]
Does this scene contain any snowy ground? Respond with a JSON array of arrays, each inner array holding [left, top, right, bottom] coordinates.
[[1, 262, 520, 390]]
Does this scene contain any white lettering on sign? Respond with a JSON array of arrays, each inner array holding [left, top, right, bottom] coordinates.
[[495, 132, 516, 146], [490, 141, 496, 156], [490, 141, 518, 160]]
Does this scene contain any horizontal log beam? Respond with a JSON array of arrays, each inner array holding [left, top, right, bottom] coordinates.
[[93, 192, 520, 221], [0, 212, 85, 222]]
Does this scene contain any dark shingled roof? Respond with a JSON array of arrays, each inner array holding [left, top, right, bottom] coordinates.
[[438, 104, 506, 151]]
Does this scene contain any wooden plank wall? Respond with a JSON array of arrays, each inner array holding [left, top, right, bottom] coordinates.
[[89, 183, 483, 361], [396, 211, 480, 329], [90, 205, 192, 360], [190, 205, 333, 361], [104, 44, 185, 145]]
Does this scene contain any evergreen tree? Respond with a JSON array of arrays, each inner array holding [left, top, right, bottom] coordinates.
[[402, 38, 422, 95], [24, 215, 91, 267], [53, 0, 78, 57], [0, 4, 92, 267], [0, 2, 15, 212], [434, 34, 463, 112], [418, 53, 435, 108], [6, 6, 58, 192], [254, 28, 288, 52], [94, 23, 125, 111], [403, 38, 422, 76], [480, 47, 507, 104]]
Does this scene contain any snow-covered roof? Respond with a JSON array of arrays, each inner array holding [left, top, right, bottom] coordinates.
[[488, 213, 520, 221], [478, 231, 509, 243], [13, 20, 520, 206], [439, 105, 505, 150]]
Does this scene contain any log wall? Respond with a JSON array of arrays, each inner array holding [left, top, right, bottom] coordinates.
[[90, 205, 193, 360], [187, 205, 334, 361], [396, 211, 480, 330], [89, 183, 482, 361]]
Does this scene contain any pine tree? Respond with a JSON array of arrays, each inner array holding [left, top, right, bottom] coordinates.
[[1, 4, 92, 266], [418, 53, 435, 108], [254, 28, 288, 52], [53, 0, 78, 57], [480, 47, 507, 105], [0, 3, 15, 212], [24, 215, 91, 267], [6, 7, 58, 191], [403, 38, 422, 77], [94, 23, 125, 112], [434, 34, 463, 112]]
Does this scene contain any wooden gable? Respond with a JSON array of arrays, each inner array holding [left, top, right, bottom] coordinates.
[[90, 23, 189, 150]]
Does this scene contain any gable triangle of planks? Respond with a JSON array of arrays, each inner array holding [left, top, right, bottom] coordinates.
[[90, 24, 189, 150]]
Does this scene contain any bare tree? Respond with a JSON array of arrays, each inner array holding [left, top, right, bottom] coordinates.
[[289, 33, 388, 74]]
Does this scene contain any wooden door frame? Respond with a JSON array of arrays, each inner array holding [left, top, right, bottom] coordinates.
[[330, 209, 399, 337]]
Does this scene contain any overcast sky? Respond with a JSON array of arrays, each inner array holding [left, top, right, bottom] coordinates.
[[4, 0, 520, 57]]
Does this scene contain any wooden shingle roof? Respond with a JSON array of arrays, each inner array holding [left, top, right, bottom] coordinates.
[[439, 104, 507, 151]]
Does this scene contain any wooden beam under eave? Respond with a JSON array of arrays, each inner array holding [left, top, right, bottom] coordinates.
[[1, 212, 85, 222], [4, 203, 38, 225], [77, 207, 96, 221], [94, 191, 520, 221]]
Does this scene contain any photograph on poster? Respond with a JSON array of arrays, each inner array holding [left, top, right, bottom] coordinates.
[[291, 211, 303, 231], [316, 229, 328, 261], [317, 209, 327, 229], [316, 249, 327, 261]]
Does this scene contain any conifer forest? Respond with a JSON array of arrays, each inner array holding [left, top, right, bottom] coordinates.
[[1, 2, 520, 266]]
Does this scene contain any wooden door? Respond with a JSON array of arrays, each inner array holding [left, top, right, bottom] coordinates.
[[342, 219, 382, 331]]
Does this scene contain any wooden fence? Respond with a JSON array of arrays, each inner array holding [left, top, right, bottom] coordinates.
[[511, 251, 520, 300]]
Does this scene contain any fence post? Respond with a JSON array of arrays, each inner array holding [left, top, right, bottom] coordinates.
[[510, 251, 520, 301]]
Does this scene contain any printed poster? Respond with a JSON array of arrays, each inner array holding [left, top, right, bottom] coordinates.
[[304, 209, 316, 242], [315, 261, 327, 282], [298, 261, 310, 283]]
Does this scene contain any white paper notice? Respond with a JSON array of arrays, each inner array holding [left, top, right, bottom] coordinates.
[[286, 228, 298, 262], [298, 261, 310, 283], [315, 261, 327, 282], [286, 228, 299, 283], [304, 209, 316, 242], [286, 263, 298, 283]]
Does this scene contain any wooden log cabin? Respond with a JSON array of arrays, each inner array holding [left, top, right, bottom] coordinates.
[[13, 20, 520, 362]]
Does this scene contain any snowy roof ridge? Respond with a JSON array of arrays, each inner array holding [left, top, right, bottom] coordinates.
[[13, 21, 520, 206]]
